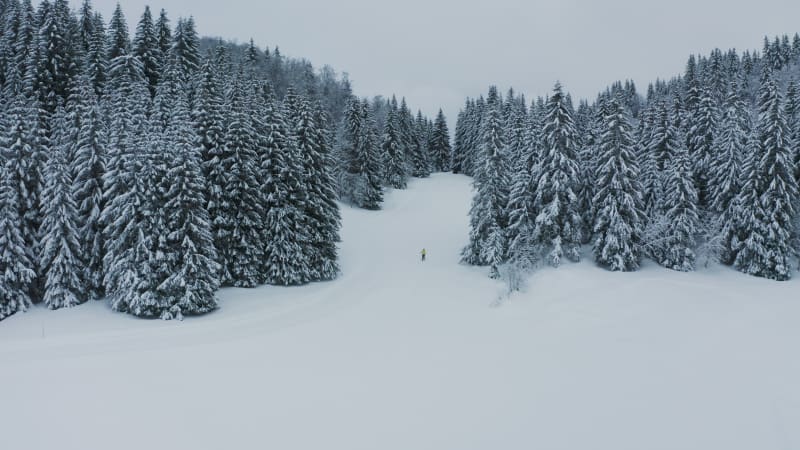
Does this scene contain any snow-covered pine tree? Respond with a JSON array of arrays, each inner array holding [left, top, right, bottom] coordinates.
[[785, 79, 800, 183], [218, 75, 263, 287], [101, 54, 152, 314], [409, 110, 431, 178], [155, 9, 171, 58], [658, 126, 699, 272], [462, 86, 509, 278], [259, 91, 309, 285], [505, 97, 542, 271], [430, 109, 452, 172], [0, 100, 35, 320], [105, 4, 129, 61], [733, 75, 798, 280], [171, 17, 200, 84], [452, 107, 468, 174], [85, 11, 107, 96], [532, 83, 584, 266], [292, 95, 342, 281], [688, 86, 718, 208], [397, 97, 414, 168], [157, 66, 219, 319], [132, 5, 160, 96], [381, 104, 407, 189], [40, 106, 84, 310], [710, 81, 750, 265], [69, 73, 106, 300], [591, 98, 645, 271], [339, 96, 383, 209]]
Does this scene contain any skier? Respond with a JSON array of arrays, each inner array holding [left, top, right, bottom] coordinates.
[[421, 248, 427, 262]]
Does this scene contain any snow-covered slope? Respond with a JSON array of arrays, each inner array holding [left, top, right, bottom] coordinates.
[[1, 173, 799, 450]]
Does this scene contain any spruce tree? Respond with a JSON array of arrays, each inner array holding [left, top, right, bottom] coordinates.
[[70, 73, 106, 300], [710, 83, 750, 265], [339, 96, 382, 209], [431, 109, 452, 172], [259, 92, 309, 285], [658, 130, 699, 272], [462, 86, 509, 278], [410, 110, 431, 178], [591, 98, 645, 271], [532, 83, 583, 266], [101, 55, 152, 313], [785, 79, 800, 183], [734, 76, 798, 280], [505, 99, 542, 271], [106, 4, 129, 61], [171, 17, 200, 83], [0, 103, 35, 320], [381, 105, 406, 189], [217, 76, 263, 287], [292, 96, 342, 281], [688, 86, 718, 208], [132, 5, 160, 96], [40, 107, 84, 310], [85, 12, 107, 96], [157, 68, 219, 319], [155, 9, 171, 58]]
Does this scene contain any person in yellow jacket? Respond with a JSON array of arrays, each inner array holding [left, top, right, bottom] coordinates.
[[421, 248, 427, 262]]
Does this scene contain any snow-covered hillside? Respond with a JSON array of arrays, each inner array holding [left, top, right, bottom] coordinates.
[[1, 173, 799, 450]]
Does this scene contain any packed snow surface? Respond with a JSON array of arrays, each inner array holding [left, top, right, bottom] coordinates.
[[2, 173, 799, 450]]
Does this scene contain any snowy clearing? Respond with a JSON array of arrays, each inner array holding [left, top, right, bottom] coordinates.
[[1, 173, 799, 450]]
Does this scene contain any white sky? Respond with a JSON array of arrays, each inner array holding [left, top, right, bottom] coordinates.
[[80, 0, 800, 124]]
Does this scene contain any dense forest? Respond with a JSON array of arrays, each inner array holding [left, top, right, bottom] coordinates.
[[455, 34, 800, 284], [0, 0, 451, 321]]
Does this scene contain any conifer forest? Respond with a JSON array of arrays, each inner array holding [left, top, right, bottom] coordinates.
[[4, 1, 800, 449], [0, 0, 450, 321], [456, 37, 800, 284]]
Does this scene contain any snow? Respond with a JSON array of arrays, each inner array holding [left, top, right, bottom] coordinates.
[[2, 173, 800, 450]]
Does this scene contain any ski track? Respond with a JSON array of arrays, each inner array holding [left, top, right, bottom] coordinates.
[[1, 173, 800, 450]]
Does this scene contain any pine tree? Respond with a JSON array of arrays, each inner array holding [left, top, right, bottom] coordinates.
[[785, 79, 800, 183], [157, 67, 219, 319], [409, 110, 431, 178], [106, 4, 129, 61], [591, 98, 645, 271], [85, 12, 107, 96], [339, 96, 383, 209], [155, 9, 171, 58], [70, 73, 106, 300], [381, 105, 406, 189], [430, 109, 452, 172], [505, 99, 541, 271], [259, 92, 309, 285], [292, 96, 342, 281], [40, 107, 84, 310], [532, 83, 583, 266], [710, 83, 750, 265], [734, 76, 798, 280], [710, 83, 749, 215], [462, 86, 509, 278], [216, 76, 263, 287], [171, 17, 200, 83], [101, 55, 152, 313], [658, 130, 699, 272], [132, 5, 160, 96], [0, 101, 35, 320], [688, 86, 718, 208]]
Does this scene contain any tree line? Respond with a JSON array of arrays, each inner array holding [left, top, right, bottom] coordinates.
[[455, 34, 800, 285], [0, 0, 448, 321]]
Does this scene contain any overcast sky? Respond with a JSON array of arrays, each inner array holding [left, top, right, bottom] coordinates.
[[82, 0, 800, 124]]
